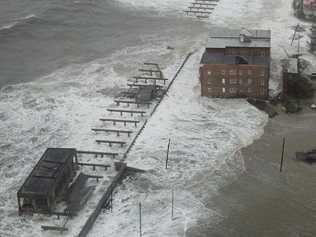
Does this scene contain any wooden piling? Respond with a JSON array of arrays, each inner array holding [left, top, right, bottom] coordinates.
[[139, 202, 142, 237], [166, 139, 171, 169], [280, 137, 286, 172], [171, 189, 174, 220]]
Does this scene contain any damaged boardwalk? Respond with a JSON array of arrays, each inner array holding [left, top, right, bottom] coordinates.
[[184, 0, 220, 19], [77, 53, 194, 237], [17, 52, 194, 237]]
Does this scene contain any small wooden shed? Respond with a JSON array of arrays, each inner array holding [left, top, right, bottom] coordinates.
[[17, 148, 77, 215]]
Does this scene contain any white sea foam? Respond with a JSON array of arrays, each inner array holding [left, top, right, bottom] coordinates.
[[2, 0, 315, 236], [114, 0, 192, 13], [0, 14, 36, 31], [88, 48, 268, 237]]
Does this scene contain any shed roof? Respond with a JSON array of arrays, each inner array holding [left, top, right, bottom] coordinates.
[[200, 52, 270, 66], [18, 148, 76, 197], [207, 28, 271, 49]]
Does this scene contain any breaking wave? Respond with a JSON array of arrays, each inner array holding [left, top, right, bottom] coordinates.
[[0, 14, 37, 31]]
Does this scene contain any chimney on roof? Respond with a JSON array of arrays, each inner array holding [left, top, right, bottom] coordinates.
[[240, 28, 252, 43]]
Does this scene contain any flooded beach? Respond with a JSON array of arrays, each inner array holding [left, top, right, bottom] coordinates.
[[193, 111, 316, 237]]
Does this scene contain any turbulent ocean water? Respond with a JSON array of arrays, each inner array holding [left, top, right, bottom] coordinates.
[[2, 0, 313, 236], [0, 0, 196, 87]]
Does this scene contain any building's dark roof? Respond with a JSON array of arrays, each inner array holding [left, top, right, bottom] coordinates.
[[18, 148, 76, 197], [200, 52, 270, 66], [207, 28, 271, 49]]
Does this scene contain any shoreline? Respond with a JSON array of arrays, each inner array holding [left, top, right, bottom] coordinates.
[[189, 110, 316, 237]]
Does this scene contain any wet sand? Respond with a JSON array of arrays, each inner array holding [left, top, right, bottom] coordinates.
[[189, 109, 316, 237]]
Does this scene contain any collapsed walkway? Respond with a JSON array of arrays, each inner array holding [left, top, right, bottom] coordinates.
[[184, 0, 220, 19]]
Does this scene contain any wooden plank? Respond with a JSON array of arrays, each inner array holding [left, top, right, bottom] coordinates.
[[139, 69, 161, 73], [133, 76, 167, 81], [143, 62, 159, 67], [92, 128, 133, 137], [77, 162, 110, 169], [41, 226, 68, 232], [107, 108, 146, 117], [196, 15, 210, 18], [85, 174, 104, 179], [127, 83, 163, 89], [99, 118, 140, 127], [191, 2, 217, 6], [77, 150, 118, 158], [114, 99, 151, 108], [184, 10, 212, 14], [188, 6, 214, 10], [96, 140, 126, 147], [191, 2, 217, 5], [99, 118, 140, 123]]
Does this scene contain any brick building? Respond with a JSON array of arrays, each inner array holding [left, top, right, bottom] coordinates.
[[200, 28, 271, 99]]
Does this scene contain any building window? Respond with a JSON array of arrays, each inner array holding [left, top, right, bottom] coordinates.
[[248, 70, 252, 75], [260, 70, 265, 77], [229, 87, 237, 94], [207, 70, 212, 75], [222, 78, 226, 84], [229, 69, 237, 76], [260, 51, 266, 56], [260, 79, 265, 86], [230, 78, 237, 84], [221, 69, 226, 75], [222, 87, 226, 93], [238, 70, 243, 76], [247, 88, 252, 93], [248, 78, 252, 84], [260, 88, 266, 95]]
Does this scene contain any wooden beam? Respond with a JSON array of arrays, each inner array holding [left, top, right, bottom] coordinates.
[[87, 174, 103, 183], [139, 69, 161, 73], [133, 76, 167, 81], [191, 2, 217, 6], [99, 118, 140, 127], [191, 2, 216, 6], [188, 6, 214, 10], [77, 162, 110, 170], [41, 226, 68, 232], [143, 62, 159, 67], [127, 83, 163, 89], [77, 150, 118, 158], [96, 140, 126, 147], [114, 99, 151, 108], [184, 10, 212, 14], [91, 128, 133, 137], [196, 15, 210, 18], [107, 108, 146, 117]]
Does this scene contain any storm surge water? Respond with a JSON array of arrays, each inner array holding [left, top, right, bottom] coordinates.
[[0, 0, 269, 237]]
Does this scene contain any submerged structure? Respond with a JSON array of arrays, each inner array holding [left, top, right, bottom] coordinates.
[[17, 148, 77, 215], [200, 28, 271, 99], [296, 149, 316, 164], [293, 0, 316, 20]]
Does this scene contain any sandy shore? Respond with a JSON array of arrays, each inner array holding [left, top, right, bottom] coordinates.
[[188, 109, 316, 237]]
